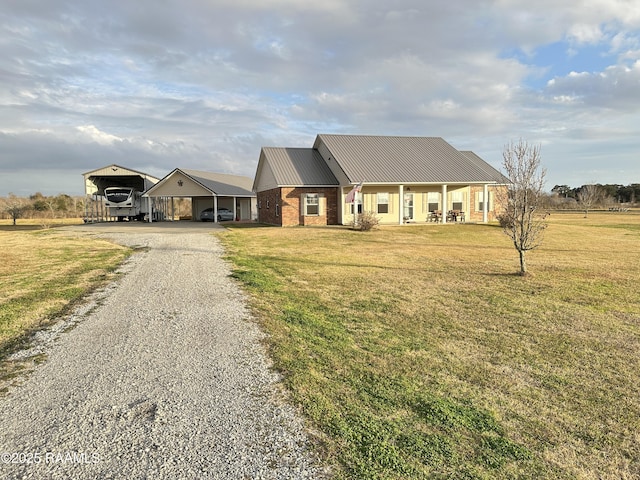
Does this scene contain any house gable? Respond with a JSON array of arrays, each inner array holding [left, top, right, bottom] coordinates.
[[147, 169, 214, 197], [253, 150, 279, 192]]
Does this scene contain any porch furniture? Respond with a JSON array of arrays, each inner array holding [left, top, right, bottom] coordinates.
[[427, 210, 442, 222], [447, 210, 465, 222]]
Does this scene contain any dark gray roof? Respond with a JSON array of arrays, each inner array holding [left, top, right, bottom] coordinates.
[[181, 169, 255, 196], [315, 134, 503, 184], [261, 147, 339, 186]]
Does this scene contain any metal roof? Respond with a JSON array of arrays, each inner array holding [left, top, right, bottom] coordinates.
[[83, 164, 159, 195], [459, 151, 510, 184], [180, 169, 255, 196], [314, 134, 503, 184], [261, 147, 339, 186]]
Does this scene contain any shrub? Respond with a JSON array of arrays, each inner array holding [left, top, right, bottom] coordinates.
[[356, 211, 380, 231], [496, 213, 513, 229]]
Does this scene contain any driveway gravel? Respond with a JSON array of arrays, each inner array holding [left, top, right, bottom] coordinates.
[[0, 223, 328, 479]]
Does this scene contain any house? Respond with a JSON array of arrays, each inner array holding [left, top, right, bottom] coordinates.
[[252, 134, 508, 227]]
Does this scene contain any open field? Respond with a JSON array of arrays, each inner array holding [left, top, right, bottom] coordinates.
[[0, 217, 85, 230], [219, 212, 640, 479], [0, 227, 130, 367]]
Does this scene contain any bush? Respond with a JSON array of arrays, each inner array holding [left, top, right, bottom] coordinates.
[[355, 211, 380, 231], [496, 213, 513, 229]]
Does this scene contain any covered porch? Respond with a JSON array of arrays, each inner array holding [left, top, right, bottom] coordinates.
[[341, 183, 500, 226]]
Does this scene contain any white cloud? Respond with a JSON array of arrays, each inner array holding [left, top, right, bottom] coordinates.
[[0, 0, 640, 195], [568, 23, 604, 44], [76, 125, 122, 145]]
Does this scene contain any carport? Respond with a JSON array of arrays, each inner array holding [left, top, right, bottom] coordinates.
[[83, 164, 163, 222], [144, 168, 256, 223]]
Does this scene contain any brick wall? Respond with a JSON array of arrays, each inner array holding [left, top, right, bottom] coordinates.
[[256, 188, 283, 226], [257, 187, 339, 226], [468, 185, 508, 222]]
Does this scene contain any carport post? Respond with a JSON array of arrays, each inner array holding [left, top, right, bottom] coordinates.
[[214, 196, 218, 224]]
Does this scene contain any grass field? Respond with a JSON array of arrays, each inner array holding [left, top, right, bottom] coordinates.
[[0, 224, 130, 365], [219, 212, 640, 479]]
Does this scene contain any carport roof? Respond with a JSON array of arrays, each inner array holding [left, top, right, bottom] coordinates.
[[83, 164, 160, 195], [145, 168, 255, 197]]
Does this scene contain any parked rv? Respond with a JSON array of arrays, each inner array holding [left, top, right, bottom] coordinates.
[[104, 187, 148, 221]]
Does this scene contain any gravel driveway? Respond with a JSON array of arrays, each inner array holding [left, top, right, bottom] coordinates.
[[0, 223, 327, 479]]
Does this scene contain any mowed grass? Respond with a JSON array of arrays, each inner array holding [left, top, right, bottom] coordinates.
[[0, 227, 131, 355], [219, 212, 640, 479]]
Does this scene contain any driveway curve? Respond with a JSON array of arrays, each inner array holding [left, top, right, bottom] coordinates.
[[0, 223, 327, 479]]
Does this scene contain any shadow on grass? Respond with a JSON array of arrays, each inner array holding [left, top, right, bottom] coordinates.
[[0, 225, 46, 231], [224, 223, 279, 229]]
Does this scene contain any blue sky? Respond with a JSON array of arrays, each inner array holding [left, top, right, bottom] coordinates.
[[1, 0, 639, 196]]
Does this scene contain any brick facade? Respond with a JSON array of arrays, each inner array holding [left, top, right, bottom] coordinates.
[[467, 185, 508, 222], [257, 187, 339, 226]]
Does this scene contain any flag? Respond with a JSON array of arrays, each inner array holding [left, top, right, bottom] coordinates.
[[345, 182, 363, 203]]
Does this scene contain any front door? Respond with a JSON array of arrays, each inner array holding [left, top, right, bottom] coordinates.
[[403, 193, 414, 222]]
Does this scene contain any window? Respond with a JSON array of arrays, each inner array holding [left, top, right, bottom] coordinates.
[[477, 191, 491, 211], [427, 192, 440, 212], [304, 193, 319, 216], [451, 191, 463, 211], [275, 203, 280, 217], [377, 192, 389, 214]]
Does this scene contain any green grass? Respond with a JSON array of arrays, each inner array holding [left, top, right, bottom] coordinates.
[[219, 213, 640, 479]]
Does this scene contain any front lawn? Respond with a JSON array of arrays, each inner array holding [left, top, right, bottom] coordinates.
[[219, 213, 640, 479]]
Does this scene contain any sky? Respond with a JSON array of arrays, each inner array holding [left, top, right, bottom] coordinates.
[[1, 0, 640, 196]]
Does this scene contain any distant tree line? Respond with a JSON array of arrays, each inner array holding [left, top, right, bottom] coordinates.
[[1, 192, 194, 224], [0, 192, 85, 225], [550, 183, 640, 205]]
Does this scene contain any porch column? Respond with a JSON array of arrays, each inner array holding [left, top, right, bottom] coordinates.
[[483, 184, 489, 223], [233, 196, 238, 221], [148, 196, 153, 223], [441, 184, 448, 224], [398, 184, 404, 225]]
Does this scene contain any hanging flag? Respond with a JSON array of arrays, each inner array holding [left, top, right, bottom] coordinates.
[[345, 181, 363, 203]]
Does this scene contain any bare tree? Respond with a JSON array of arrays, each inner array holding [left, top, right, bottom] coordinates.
[[2, 194, 30, 225], [577, 184, 604, 217], [497, 140, 549, 276]]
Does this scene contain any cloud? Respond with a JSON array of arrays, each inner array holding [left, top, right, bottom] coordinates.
[[546, 61, 640, 110], [1, 0, 640, 196]]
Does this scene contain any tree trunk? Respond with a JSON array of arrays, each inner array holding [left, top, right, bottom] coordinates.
[[519, 250, 527, 276]]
